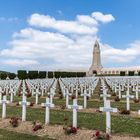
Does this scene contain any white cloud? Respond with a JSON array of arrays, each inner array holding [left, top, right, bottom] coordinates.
[[1, 12, 139, 71], [28, 13, 98, 35], [1, 59, 39, 67], [57, 10, 63, 15], [101, 41, 140, 63], [0, 17, 5, 21], [76, 15, 98, 26], [0, 17, 19, 22], [92, 12, 115, 23], [1, 28, 74, 59]]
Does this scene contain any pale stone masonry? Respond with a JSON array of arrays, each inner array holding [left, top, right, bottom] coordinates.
[[87, 41, 140, 76], [88, 40, 102, 76]]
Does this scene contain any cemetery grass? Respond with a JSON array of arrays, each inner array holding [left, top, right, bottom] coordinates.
[[12, 96, 140, 111], [0, 106, 140, 137], [0, 129, 54, 140]]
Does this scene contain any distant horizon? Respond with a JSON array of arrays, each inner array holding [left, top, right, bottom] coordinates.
[[0, 0, 140, 73]]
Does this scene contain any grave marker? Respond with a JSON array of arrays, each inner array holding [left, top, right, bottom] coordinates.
[[100, 100, 117, 134], [41, 97, 55, 124], [68, 98, 83, 128]]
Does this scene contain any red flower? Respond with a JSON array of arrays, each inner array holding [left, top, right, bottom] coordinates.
[[71, 126, 77, 134], [64, 117, 68, 121], [10, 117, 19, 127], [95, 130, 100, 137], [30, 102, 34, 107], [18, 93, 21, 97], [106, 133, 111, 140], [33, 125, 42, 131], [26, 93, 31, 98], [71, 95, 76, 100]]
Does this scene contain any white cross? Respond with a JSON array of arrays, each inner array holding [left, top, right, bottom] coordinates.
[[19, 95, 30, 121], [100, 100, 117, 134], [117, 85, 122, 99], [81, 89, 90, 108], [34, 88, 41, 105], [126, 81, 131, 94], [61, 87, 65, 97], [100, 88, 111, 106], [65, 89, 72, 108], [138, 110, 140, 115], [0, 87, 3, 101], [80, 86, 84, 94], [41, 85, 46, 96], [134, 86, 140, 100], [114, 83, 118, 93], [9, 88, 14, 103], [70, 85, 74, 93], [122, 89, 134, 110], [74, 85, 80, 98], [41, 97, 55, 124], [68, 99, 83, 128], [48, 88, 55, 104], [22, 81, 26, 93], [21, 85, 27, 96], [0, 96, 9, 119], [5, 85, 9, 95]]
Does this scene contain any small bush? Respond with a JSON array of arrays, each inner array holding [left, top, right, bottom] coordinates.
[[111, 93, 116, 96], [2, 91, 6, 96], [64, 126, 77, 135], [30, 102, 34, 107], [133, 98, 139, 103], [18, 93, 22, 97], [92, 130, 111, 140], [114, 96, 120, 102], [61, 105, 66, 110], [119, 109, 130, 115], [10, 117, 19, 127], [59, 94, 63, 99], [32, 120, 42, 131], [71, 95, 76, 100], [16, 102, 19, 106], [26, 93, 31, 98]]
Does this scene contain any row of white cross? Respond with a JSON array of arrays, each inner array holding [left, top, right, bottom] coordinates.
[[101, 78, 140, 111], [0, 76, 116, 133], [0, 94, 120, 134], [59, 77, 98, 109], [106, 77, 140, 100], [1, 77, 140, 135]]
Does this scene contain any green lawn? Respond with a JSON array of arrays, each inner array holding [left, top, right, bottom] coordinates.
[[0, 129, 54, 140], [0, 105, 140, 136], [10, 95, 140, 111], [2, 83, 140, 138]]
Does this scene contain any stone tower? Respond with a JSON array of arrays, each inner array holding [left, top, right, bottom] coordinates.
[[88, 40, 102, 76]]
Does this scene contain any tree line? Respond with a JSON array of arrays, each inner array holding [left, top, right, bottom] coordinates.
[[1, 70, 139, 80], [0, 72, 16, 80], [17, 70, 86, 79]]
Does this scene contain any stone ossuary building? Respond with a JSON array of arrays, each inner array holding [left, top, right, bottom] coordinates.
[[87, 41, 140, 76]]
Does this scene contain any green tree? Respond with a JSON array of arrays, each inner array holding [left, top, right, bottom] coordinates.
[[48, 71, 54, 78], [120, 71, 126, 76], [38, 71, 46, 79], [128, 71, 134, 76], [0, 73, 7, 80], [28, 71, 38, 79], [8, 73, 16, 79], [17, 70, 27, 79]]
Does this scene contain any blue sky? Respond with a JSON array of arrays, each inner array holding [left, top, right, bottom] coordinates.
[[0, 0, 140, 72]]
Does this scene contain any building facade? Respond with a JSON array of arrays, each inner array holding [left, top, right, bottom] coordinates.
[[87, 41, 140, 76], [88, 40, 102, 76]]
